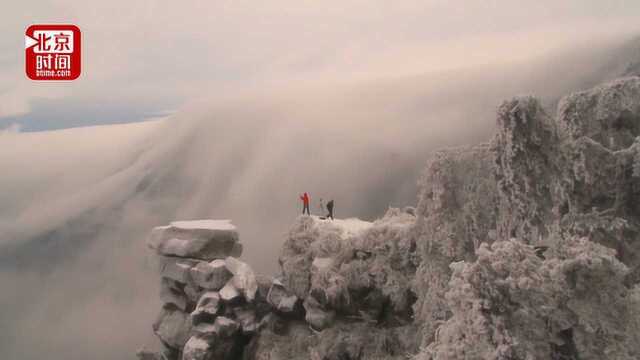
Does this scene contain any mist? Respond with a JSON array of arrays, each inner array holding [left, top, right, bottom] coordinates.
[[1, 33, 640, 359]]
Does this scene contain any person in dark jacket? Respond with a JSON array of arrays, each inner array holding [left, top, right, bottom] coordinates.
[[300, 192, 310, 215], [326, 199, 334, 220]]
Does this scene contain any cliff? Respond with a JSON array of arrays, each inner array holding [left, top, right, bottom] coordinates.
[[139, 76, 640, 360], [413, 76, 640, 360]]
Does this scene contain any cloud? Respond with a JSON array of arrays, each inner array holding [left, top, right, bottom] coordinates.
[[1, 0, 639, 126]]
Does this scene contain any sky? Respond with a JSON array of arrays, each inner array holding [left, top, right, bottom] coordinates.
[[1, 0, 640, 130], [1, 2, 640, 360]]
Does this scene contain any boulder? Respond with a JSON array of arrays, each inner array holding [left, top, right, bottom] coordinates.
[[280, 255, 312, 299], [153, 306, 192, 350], [267, 279, 299, 314], [182, 336, 211, 360], [191, 316, 239, 342], [190, 260, 232, 290], [160, 278, 188, 311], [184, 283, 204, 304], [233, 307, 258, 335], [191, 292, 220, 325], [212, 316, 240, 338], [148, 220, 240, 260], [159, 257, 197, 284], [224, 257, 258, 301], [219, 280, 242, 303], [192, 323, 218, 342]]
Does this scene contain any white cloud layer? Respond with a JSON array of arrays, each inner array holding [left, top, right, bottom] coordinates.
[[1, 0, 639, 118]]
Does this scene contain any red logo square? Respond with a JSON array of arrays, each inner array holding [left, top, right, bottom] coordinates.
[[25, 24, 81, 81]]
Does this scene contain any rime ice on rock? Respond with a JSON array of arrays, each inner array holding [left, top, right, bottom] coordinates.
[[233, 307, 258, 335], [148, 220, 241, 260], [225, 256, 258, 301], [212, 316, 240, 338], [182, 336, 211, 360], [152, 306, 192, 349], [219, 280, 241, 303], [160, 278, 188, 311], [158, 257, 198, 284], [189, 259, 232, 290], [191, 292, 220, 325], [558, 77, 640, 151], [411, 77, 640, 360], [142, 219, 268, 360], [266, 279, 299, 314]]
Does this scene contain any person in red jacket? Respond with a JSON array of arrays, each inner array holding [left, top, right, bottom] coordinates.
[[300, 192, 310, 215]]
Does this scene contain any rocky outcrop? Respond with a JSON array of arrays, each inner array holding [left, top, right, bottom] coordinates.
[[139, 213, 421, 360], [140, 219, 267, 360]]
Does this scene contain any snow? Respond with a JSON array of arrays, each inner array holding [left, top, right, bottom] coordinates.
[[168, 219, 236, 231], [312, 216, 373, 239], [184, 336, 210, 351], [219, 281, 241, 302]]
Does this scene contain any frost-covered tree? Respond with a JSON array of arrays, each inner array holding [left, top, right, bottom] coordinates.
[[418, 237, 640, 360]]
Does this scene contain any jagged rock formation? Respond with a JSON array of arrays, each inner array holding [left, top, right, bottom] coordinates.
[[261, 212, 420, 359], [412, 76, 640, 360], [139, 214, 420, 360], [139, 76, 640, 360], [139, 220, 268, 360]]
